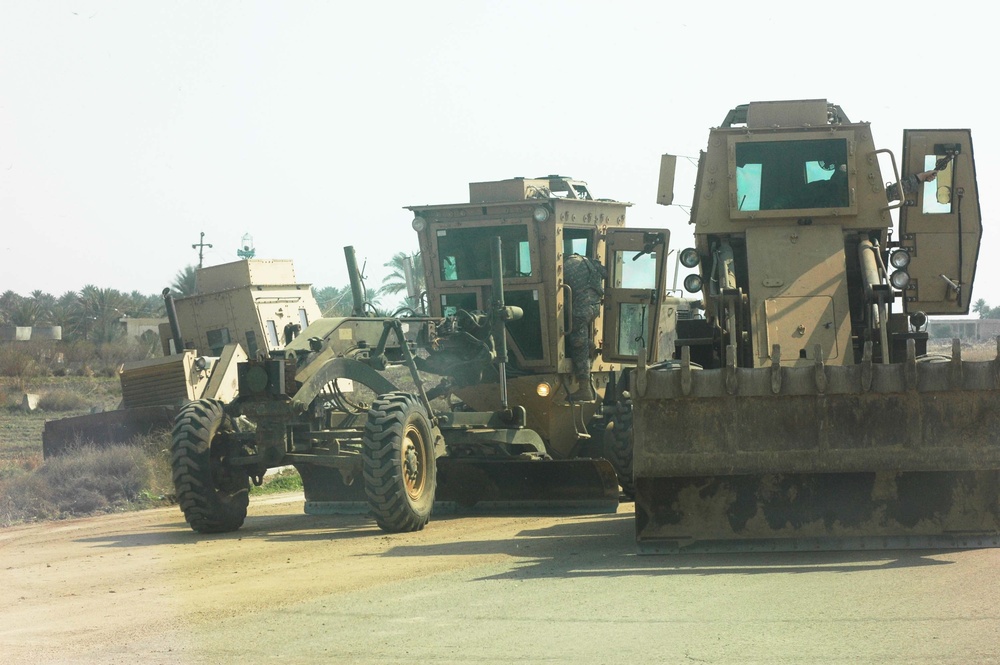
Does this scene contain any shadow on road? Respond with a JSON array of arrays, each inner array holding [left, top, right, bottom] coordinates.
[[73, 501, 966, 581], [75, 513, 383, 548], [380, 511, 959, 579]]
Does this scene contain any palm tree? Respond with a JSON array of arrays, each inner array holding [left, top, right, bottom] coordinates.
[[7, 297, 46, 327], [313, 285, 354, 317], [0, 290, 21, 325], [171, 265, 198, 296], [51, 291, 82, 340], [973, 298, 992, 319], [73, 285, 129, 344], [29, 290, 56, 325], [124, 290, 164, 318], [379, 252, 425, 310]]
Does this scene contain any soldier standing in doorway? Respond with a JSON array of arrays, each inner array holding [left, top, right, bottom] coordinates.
[[564, 253, 608, 401]]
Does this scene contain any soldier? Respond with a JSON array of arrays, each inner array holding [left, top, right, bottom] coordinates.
[[886, 155, 953, 202], [283, 321, 301, 345], [564, 253, 607, 401], [885, 168, 938, 202]]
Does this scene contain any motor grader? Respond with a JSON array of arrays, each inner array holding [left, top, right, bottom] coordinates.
[[172, 177, 678, 533], [632, 99, 999, 552], [44, 259, 318, 457]]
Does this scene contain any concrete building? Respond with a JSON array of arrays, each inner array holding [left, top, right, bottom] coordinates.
[[927, 317, 1000, 341]]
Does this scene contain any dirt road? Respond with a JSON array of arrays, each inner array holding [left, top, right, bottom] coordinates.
[[2, 494, 999, 664]]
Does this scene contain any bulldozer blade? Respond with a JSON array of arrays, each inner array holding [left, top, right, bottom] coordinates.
[[631, 343, 1000, 553], [298, 464, 370, 515], [433, 457, 621, 514], [635, 471, 1000, 553], [299, 458, 621, 517], [43, 405, 180, 458]]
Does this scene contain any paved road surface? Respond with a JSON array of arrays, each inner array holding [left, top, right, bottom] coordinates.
[[2, 494, 998, 664]]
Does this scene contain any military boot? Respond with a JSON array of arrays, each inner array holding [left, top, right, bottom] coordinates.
[[568, 381, 595, 402]]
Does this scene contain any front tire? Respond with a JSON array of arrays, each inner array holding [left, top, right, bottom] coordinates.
[[362, 392, 436, 532], [604, 391, 635, 500], [171, 399, 249, 533]]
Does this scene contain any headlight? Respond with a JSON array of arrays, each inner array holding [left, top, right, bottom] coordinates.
[[245, 365, 271, 393], [533, 206, 550, 223], [411, 216, 426, 232], [679, 247, 700, 268], [889, 270, 910, 290], [683, 274, 703, 293], [909, 311, 928, 330], [889, 250, 911, 269], [536, 382, 551, 397]]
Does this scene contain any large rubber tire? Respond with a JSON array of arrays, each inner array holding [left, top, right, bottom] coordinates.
[[604, 391, 635, 500], [362, 392, 437, 532], [171, 399, 249, 533]]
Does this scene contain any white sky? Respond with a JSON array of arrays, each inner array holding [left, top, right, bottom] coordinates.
[[2, 1, 997, 307]]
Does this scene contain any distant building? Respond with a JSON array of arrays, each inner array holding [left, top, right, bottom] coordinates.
[[927, 317, 1000, 341], [0, 325, 62, 342], [119, 317, 167, 340]]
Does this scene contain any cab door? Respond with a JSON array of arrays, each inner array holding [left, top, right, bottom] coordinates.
[[601, 228, 671, 364], [898, 129, 982, 314]]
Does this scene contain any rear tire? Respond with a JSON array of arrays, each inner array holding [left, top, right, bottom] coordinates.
[[171, 399, 249, 533], [604, 392, 635, 500], [362, 392, 436, 532]]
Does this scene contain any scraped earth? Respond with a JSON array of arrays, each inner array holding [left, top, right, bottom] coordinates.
[[2, 494, 999, 664]]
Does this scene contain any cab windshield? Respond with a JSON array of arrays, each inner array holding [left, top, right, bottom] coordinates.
[[735, 138, 850, 212], [437, 225, 532, 281]]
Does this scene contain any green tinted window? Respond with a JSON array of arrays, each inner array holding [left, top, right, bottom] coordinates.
[[437, 225, 532, 281], [735, 139, 849, 212], [440, 292, 478, 318], [505, 289, 543, 360]]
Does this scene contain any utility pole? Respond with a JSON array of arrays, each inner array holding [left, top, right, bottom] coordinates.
[[192, 231, 213, 269]]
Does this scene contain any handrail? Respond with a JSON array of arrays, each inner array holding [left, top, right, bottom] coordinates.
[[561, 283, 573, 334], [876, 148, 906, 211]]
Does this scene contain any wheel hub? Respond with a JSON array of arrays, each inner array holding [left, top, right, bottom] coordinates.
[[402, 432, 423, 498]]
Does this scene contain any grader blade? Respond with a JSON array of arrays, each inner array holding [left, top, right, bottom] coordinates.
[[298, 464, 370, 515], [299, 458, 621, 516], [636, 471, 1000, 553], [435, 457, 621, 514], [632, 342, 1000, 553]]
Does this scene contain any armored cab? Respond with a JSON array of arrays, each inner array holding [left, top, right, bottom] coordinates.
[[633, 100, 997, 552], [408, 175, 675, 464]]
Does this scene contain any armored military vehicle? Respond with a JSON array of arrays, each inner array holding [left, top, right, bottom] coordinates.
[[632, 99, 997, 552], [170, 177, 680, 533]]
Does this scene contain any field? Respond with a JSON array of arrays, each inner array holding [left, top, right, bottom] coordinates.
[[0, 376, 298, 526], [927, 338, 998, 362], [0, 376, 121, 477]]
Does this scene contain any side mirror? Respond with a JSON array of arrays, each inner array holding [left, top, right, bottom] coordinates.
[[657, 154, 676, 206]]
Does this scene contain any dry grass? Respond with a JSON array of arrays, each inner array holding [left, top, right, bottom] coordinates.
[[37, 389, 90, 412], [0, 435, 174, 526], [1, 376, 135, 523], [0, 376, 121, 482], [0, 374, 304, 526], [926, 340, 998, 362]]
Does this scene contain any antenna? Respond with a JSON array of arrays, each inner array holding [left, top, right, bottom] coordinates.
[[192, 231, 213, 268]]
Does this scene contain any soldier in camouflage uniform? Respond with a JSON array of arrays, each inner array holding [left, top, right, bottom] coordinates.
[[564, 253, 607, 401]]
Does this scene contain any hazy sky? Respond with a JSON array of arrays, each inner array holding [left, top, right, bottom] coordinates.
[[2, 1, 997, 308]]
